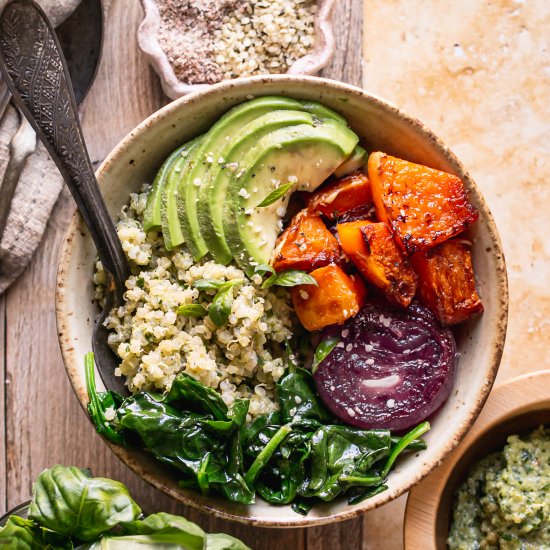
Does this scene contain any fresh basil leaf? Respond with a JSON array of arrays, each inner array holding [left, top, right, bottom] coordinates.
[[0, 515, 73, 549], [193, 279, 229, 291], [85, 352, 125, 445], [28, 465, 141, 541], [177, 303, 207, 317], [253, 263, 275, 277], [311, 337, 340, 374], [261, 270, 318, 289], [257, 181, 294, 207], [208, 281, 240, 326]]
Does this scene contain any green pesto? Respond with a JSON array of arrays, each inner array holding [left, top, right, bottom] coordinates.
[[448, 426, 550, 550]]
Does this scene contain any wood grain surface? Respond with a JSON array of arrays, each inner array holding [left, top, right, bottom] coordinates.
[[0, 1, 366, 548]]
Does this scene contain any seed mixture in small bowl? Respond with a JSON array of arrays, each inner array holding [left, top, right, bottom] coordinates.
[[138, 0, 335, 98]]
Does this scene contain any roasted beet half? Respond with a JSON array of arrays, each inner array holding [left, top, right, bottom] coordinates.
[[313, 301, 457, 431]]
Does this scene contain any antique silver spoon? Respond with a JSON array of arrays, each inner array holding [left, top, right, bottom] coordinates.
[[0, 0, 130, 394]]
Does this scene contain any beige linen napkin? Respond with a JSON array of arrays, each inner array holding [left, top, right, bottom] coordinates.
[[0, 106, 64, 294], [0, 0, 87, 294]]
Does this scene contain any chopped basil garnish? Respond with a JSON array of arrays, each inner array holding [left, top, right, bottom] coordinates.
[[261, 269, 318, 289], [257, 181, 294, 207]]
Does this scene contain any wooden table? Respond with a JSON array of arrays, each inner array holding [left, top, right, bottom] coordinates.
[[1, 1, 548, 548]]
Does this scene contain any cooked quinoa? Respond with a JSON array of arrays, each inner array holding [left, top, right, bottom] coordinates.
[[94, 188, 295, 418]]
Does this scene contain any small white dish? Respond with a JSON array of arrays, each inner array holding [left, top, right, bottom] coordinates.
[[137, 0, 336, 99]]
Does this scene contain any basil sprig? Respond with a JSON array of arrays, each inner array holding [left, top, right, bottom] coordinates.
[[177, 304, 207, 317], [257, 181, 294, 207], [311, 337, 340, 374], [261, 269, 318, 289], [207, 280, 242, 326]]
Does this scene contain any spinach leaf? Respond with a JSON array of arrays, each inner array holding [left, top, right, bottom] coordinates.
[[85, 352, 125, 445], [311, 337, 339, 374], [161, 372, 228, 420], [176, 304, 207, 317], [116, 394, 254, 504], [305, 426, 391, 500], [277, 366, 332, 424], [291, 499, 314, 516], [208, 280, 241, 326], [347, 484, 388, 505], [381, 421, 430, 478], [0, 515, 73, 549], [244, 424, 292, 486], [261, 270, 318, 289], [257, 181, 294, 207], [28, 465, 141, 541]]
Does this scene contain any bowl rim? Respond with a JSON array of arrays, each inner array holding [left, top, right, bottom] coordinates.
[[403, 369, 550, 548], [55, 74, 509, 527]]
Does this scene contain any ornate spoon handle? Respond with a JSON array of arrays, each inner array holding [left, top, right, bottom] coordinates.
[[0, 0, 129, 296]]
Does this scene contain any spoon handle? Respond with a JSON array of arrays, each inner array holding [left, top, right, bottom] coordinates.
[[0, 0, 129, 296]]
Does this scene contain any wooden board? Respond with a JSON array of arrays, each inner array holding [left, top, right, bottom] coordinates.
[[0, 1, 364, 548]]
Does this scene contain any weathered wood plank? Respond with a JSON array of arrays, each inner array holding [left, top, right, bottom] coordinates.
[[2, 2, 356, 548], [0, 294, 6, 514], [321, 0, 363, 86]]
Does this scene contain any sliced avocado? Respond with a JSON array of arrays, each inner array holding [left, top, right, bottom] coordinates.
[[334, 145, 368, 178], [299, 100, 347, 126], [174, 96, 305, 261], [160, 137, 202, 251], [198, 109, 317, 265], [223, 120, 359, 274], [143, 144, 185, 232]]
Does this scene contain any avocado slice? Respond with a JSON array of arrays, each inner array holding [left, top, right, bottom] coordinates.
[[160, 137, 202, 251], [223, 120, 359, 274], [174, 96, 306, 261], [300, 100, 348, 126], [197, 109, 318, 265], [334, 145, 368, 178], [143, 144, 186, 232]]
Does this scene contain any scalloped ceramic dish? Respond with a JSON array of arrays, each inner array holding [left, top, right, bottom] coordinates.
[[56, 75, 508, 527], [138, 0, 336, 99], [404, 370, 550, 549]]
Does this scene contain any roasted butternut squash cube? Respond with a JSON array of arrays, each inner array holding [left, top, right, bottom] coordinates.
[[411, 239, 483, 325], [308, 171, 373, 220], [368, 152, 478, 255], [271, 209, 343, 272], [338, 220, 418, 307], [291, 264, 366, 331]]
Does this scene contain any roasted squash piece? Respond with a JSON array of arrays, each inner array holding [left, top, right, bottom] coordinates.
[[271, 209, 343, 272], [291, 264, 367, 331], [368, 152, 478, 255], [308, 171, 373, 220], [411, 239, 483, 325], [338, 220, 418, 307]]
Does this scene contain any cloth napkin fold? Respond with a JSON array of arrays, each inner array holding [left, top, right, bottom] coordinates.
[[0, 105, 64, 294], [0, 0, 87, 294]]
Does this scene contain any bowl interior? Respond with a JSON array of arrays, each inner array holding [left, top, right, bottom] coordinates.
[[435, 409, 550, 548], [56, 75, 507, 526]]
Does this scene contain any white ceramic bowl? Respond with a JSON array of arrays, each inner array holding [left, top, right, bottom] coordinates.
[[56, 75, 508, 527]]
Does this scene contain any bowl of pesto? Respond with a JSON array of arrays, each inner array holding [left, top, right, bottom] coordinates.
[[404, 369, 550, 549]]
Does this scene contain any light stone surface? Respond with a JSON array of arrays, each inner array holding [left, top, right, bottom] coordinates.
[[361, 0, 550, 547]]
